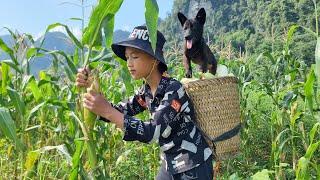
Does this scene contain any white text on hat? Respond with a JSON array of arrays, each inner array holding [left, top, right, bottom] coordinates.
[[129, 29, 149, 41]]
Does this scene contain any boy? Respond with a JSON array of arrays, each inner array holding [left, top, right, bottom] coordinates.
[[76, 25, 213, 179]]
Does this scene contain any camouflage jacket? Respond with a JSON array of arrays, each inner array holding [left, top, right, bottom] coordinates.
[[101, 76, 212, 174]]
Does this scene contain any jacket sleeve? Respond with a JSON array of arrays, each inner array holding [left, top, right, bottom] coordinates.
[[99, 87, 147, 122], [122, 81, 190, 144]]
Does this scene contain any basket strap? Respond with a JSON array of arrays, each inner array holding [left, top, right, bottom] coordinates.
[[190, 121, 241, 161], [213, 123, 241, 143], [184, 111, 218, 159], [195, 123, 218, 159]]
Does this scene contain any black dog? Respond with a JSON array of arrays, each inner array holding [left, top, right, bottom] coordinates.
[[178, 8, 217, 78]]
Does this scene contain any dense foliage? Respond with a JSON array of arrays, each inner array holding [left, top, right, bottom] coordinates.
[[0, 0, 319, 179], [159, 0, 320, 65]]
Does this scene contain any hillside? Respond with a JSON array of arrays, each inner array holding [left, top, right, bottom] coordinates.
[[159, 0, 319, 65]]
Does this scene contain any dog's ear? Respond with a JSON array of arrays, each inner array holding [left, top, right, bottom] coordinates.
[[178, 12, 187, 26], [196, 8, 206, 25]]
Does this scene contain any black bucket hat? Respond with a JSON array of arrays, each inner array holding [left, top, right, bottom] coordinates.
[[111, 25, 167, 71]]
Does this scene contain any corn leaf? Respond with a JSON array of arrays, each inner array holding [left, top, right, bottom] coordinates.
[[82, 0, 123, 47], [296, 157, 310, 180], [64, 65, 76, 82], [26, 47, 45, 59], [0, 38, 15, 62], [145, 0, 159, 53], [315, 38, 320, 83], [28, 77, 43, 102], [32, 48, 77, 74], [73, 48, 80, 66], [26, 102, 46, 125], [44, 23, 83, 49], [7, 87, 26, 116], [70, 17, 83, 21], [290, 111, 302, 129], [305, 142, 320, 160], [32, 145, 72, 164], [296, 142, 320, 179], [1, 62, 9, 95], [3, 27, 17, 41], [256, 51, 276, 64], [1, 59, 21, 74], [24, 33, 35, 44], [309, 122, 320, 144], [69, 140, 84, 180], [304, 66, 316, 114], [48, 50, 77, 74], [90, 48, 113, 62], [21, 75, 33, 91], [102, 14, 115, 48], [0, 107, 25, 151]]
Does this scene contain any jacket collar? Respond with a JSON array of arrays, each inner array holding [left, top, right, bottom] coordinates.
[[144, 76, 170, 99]]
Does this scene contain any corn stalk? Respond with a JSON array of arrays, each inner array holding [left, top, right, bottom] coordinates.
[[77, 0, 123, 172]]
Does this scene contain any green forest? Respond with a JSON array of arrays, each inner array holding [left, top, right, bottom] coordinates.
[[0, 0, 319, 179]]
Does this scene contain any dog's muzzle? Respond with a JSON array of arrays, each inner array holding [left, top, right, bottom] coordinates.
[[185, 35, 192, 40]]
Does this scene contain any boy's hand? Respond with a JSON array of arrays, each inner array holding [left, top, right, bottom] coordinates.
[[83, 89, 113, 119], [83, 89, 124, 129], [76, 67, 91, 88]]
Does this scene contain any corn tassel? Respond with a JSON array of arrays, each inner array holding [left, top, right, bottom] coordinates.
[[83, 71, 100, 169]]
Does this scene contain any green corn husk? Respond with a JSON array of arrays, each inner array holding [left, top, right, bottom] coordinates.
[[83, 72, 100, 169], [84, 75, 100, 130]]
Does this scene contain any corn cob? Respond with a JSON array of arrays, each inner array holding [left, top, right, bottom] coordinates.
[[83, 71, 100, 169], [84, 73, 99, 130]]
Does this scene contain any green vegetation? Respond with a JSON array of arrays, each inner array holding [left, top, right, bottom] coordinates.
[[0, 0, 319, 179]]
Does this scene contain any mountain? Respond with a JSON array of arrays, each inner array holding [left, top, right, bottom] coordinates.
[[113, 29, 130, 43], [0, 29, 130, 76], [35, 31, 75, 53], [32, 31, 75, 75], [0, 31, 74, 76]]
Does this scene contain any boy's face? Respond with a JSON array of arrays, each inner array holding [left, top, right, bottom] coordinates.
[[125, 47, 158, 80]]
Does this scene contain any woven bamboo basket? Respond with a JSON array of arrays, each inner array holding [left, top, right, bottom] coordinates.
[[182, 76, 241, 159]]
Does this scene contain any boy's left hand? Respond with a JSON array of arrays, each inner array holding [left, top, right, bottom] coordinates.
[[83, 89, 113, 119]]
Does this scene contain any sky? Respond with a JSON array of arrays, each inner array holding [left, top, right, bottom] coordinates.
[[0, 0, 173, 38]]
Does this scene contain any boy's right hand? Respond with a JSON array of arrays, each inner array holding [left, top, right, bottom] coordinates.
[[76, 67, 91, 88]]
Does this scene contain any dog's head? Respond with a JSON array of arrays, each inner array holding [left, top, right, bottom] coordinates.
[[177, 8, 206, 49]]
